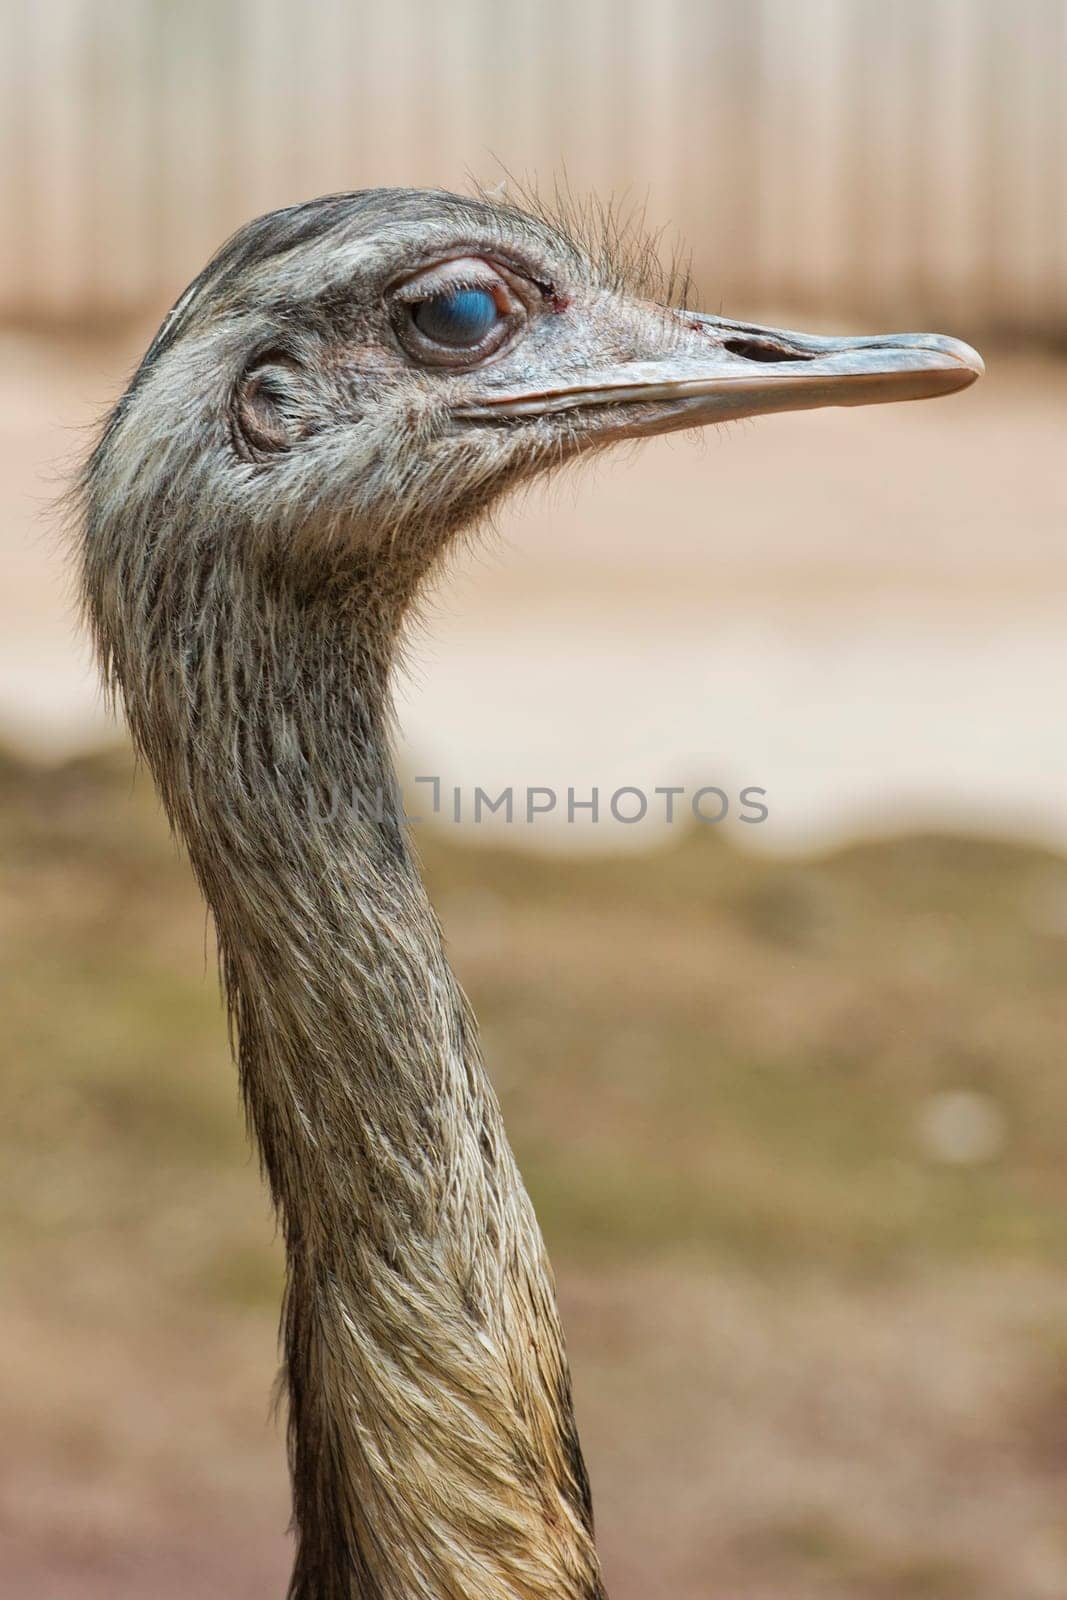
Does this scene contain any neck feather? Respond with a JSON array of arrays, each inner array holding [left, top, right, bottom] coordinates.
[[105, 548, 603, 1600]]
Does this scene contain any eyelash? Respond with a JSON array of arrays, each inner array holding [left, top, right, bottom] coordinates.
[[392, 249, 558, 308], [410, 273, 492, 299], [393, 268, 515, 320]]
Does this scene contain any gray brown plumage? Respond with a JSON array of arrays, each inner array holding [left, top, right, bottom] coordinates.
[[76, 186, 981, 1599]]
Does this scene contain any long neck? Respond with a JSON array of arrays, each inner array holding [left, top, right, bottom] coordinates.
[[115, 555, 603, 1600]]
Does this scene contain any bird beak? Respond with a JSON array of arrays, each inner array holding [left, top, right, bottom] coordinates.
[[455, 311, 984, 438]]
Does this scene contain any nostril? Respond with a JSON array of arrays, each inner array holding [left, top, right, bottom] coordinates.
[[723, 336, 812, 364]]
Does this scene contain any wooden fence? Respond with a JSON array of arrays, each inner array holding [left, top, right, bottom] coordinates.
[[2, 0, 1065, 332]]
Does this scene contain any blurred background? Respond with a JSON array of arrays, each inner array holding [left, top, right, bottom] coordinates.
[[3, 3, 1067, 1597]]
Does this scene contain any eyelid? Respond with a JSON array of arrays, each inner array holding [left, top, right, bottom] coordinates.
[[392, 256, 511, 305]]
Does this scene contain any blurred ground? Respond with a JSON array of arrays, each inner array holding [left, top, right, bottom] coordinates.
[[4, 746, 1067, 1599]]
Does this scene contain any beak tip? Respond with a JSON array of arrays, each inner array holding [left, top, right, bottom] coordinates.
[[940, 335, 985, 385]]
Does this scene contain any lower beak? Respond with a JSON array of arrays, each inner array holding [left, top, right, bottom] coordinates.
[[456, 312, 984, 437]]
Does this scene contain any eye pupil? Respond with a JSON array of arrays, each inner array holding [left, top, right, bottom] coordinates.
[[413, 287, 499, 347]]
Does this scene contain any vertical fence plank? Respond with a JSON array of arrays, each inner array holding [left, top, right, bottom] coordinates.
[[792, 0, 850, 314], [23, 0, 95, 318], [754, 0, 801, 315], [0, 0, 31, 319], [1053, 0, 1067, 324], [1006, 0, 1061, 328], [919, 0, 980, 322], [231, 0, 302, 225], [86, 0, 158, 313]]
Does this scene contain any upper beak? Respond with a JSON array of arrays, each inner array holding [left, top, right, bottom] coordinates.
[[455, 312, 984, 437]]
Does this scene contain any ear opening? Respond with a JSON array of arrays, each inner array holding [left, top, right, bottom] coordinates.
[[232, 351, 311, 458]]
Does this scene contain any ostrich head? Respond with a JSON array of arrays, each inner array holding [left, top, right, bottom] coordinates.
[[80, 188, 982, 1600], [87, 186, 981, 655]]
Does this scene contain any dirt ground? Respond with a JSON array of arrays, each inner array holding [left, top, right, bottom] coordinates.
[[3, 749, 1067, 1598], [9, 1262, 1067, 1600]]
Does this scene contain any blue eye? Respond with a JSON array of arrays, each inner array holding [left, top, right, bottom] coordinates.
[[413, 287, 500, 347]]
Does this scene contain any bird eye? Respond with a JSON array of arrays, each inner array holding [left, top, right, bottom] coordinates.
[[390, 256, 529, 368], [413, 288, 500, 348]]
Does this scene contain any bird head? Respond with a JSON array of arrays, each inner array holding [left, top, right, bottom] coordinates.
[[87, 187, 982, 614]]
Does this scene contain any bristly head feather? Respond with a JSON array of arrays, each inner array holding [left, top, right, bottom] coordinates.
[[470, 165, 696, 310]]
